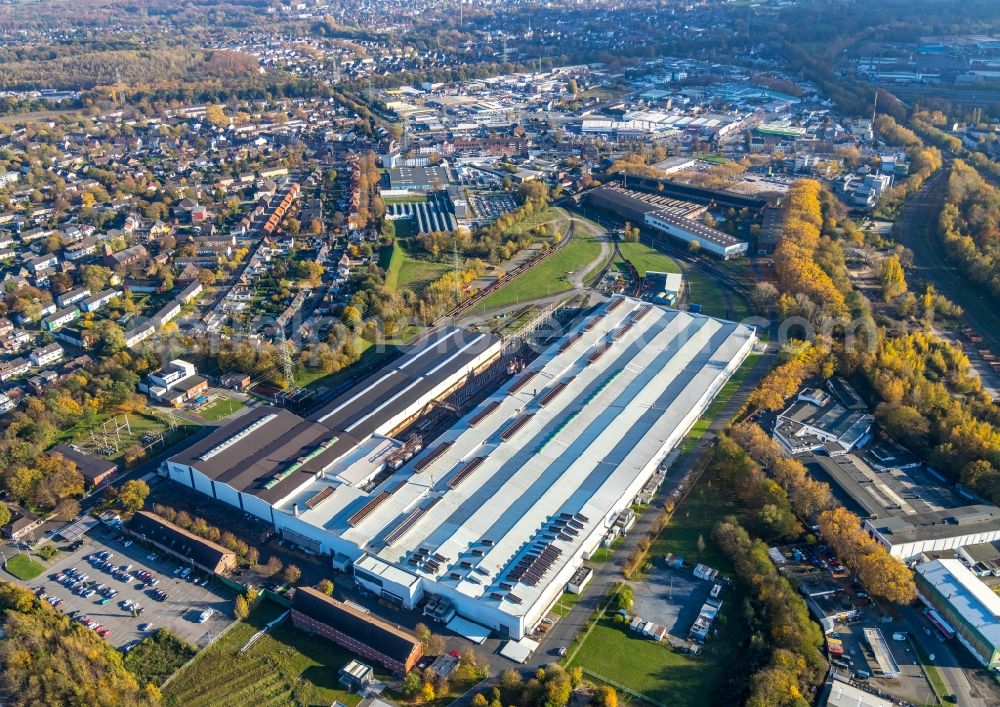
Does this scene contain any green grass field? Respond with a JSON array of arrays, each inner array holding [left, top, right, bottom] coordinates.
[[617, 241, 681, 277], [681, 263, 750, 321], [475, 234, 604, 310], [4, 554, 45, 580], [164, 601, 367, 707], [568, 617, 734, 707], [384, 240, 452, 293], [504, 206, 568, 238], [196, 396, 245, 422], [57, 410, 196, 462]]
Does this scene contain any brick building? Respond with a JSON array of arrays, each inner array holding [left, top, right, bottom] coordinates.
[[291, 587, 422, 674]]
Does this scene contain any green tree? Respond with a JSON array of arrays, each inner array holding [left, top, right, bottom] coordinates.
[[81, 265, 112, 293], [879, 254, 907, 301], [610, 582, 633, 613], [402, 671, 422, 698], [204, 104, 229, 128], [595, 685, 618, 707], [341, 305, 362, 326], [234, 594, 250, 620], [119, 479, 149, 514], [196, 268, 217, 287], [0, 501, 10, 529], [99, 321, 127, 355], [283, 563, 301, 585]]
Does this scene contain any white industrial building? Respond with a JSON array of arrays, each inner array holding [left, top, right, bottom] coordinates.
[[915, 559, 1000, 669], [164, 302, 755, 639], [644, 210, 748, 259], [865, 505, 1000, 560]]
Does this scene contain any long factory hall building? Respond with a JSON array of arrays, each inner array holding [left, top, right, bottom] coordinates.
[[165, 297, 757, 639]]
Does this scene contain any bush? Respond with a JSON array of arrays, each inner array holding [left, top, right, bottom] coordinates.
[[123, 629, 197, 687], [38, 545, 59, 561]]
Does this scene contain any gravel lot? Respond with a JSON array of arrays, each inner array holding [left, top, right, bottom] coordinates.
[[32, 525, 234, 649], [627, 564, 713, 637]]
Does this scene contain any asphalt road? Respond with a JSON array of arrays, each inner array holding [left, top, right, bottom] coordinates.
[[894, 165, 1000, 356], [898, 603, 989, 707]]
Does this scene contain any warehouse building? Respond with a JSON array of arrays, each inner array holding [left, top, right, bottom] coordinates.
[[165, 326, 502, 530], [773, 390, 874, 455], [915, 559, 1000, 669], [865, 505, 1000, 560], [165, 301, 755, 639], [50, 444, 118, 489], [586, 184, 747, 258]]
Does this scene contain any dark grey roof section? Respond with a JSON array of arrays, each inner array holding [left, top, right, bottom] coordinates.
[[805, 456, 890, 519], [168, 407, 323, 495], [50, 444, 117, 482], [292, 586, 420, 666], [869, 505, 1000, 544], [125, 511, 234, 572], [168, 327, 499, 503]]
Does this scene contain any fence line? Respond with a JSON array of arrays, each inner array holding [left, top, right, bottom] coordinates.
[[581, 669, 667, 707]]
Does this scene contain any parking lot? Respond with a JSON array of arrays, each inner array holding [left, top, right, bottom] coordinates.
[[31, 525, 234, 649], [627, 563, 714, 638]]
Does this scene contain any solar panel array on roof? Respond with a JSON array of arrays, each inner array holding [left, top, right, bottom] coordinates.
[[559, 332, 582, 352], [348, 491, 392, 527], [588, 341, 612, 364], [448, 456, 486, 489], [304, 485, 335, 510], [539, 381, 567, 407], [583, 314, 605, 332], [612, 322, 635, 340], [508, 541, 562, 586], [414, 442, 452, 472], [508, 370, 537, 394], [606, 297, 625, 313], [631, 305, 653, 323], [467, 400, 500, 427], [384, 497, 442, 546], [500, 414, 534, 441]]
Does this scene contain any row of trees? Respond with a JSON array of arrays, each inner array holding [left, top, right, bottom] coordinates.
[[938, 160, 1000, 303], [772, 180, 848, 321], [150, 503, 260, 566], [872, 115, 943, 218], [728, 421, 917, 603], [713, 520, 825, 707]]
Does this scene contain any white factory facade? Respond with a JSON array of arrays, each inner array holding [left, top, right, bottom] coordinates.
[[164, 299, 756, 639]]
